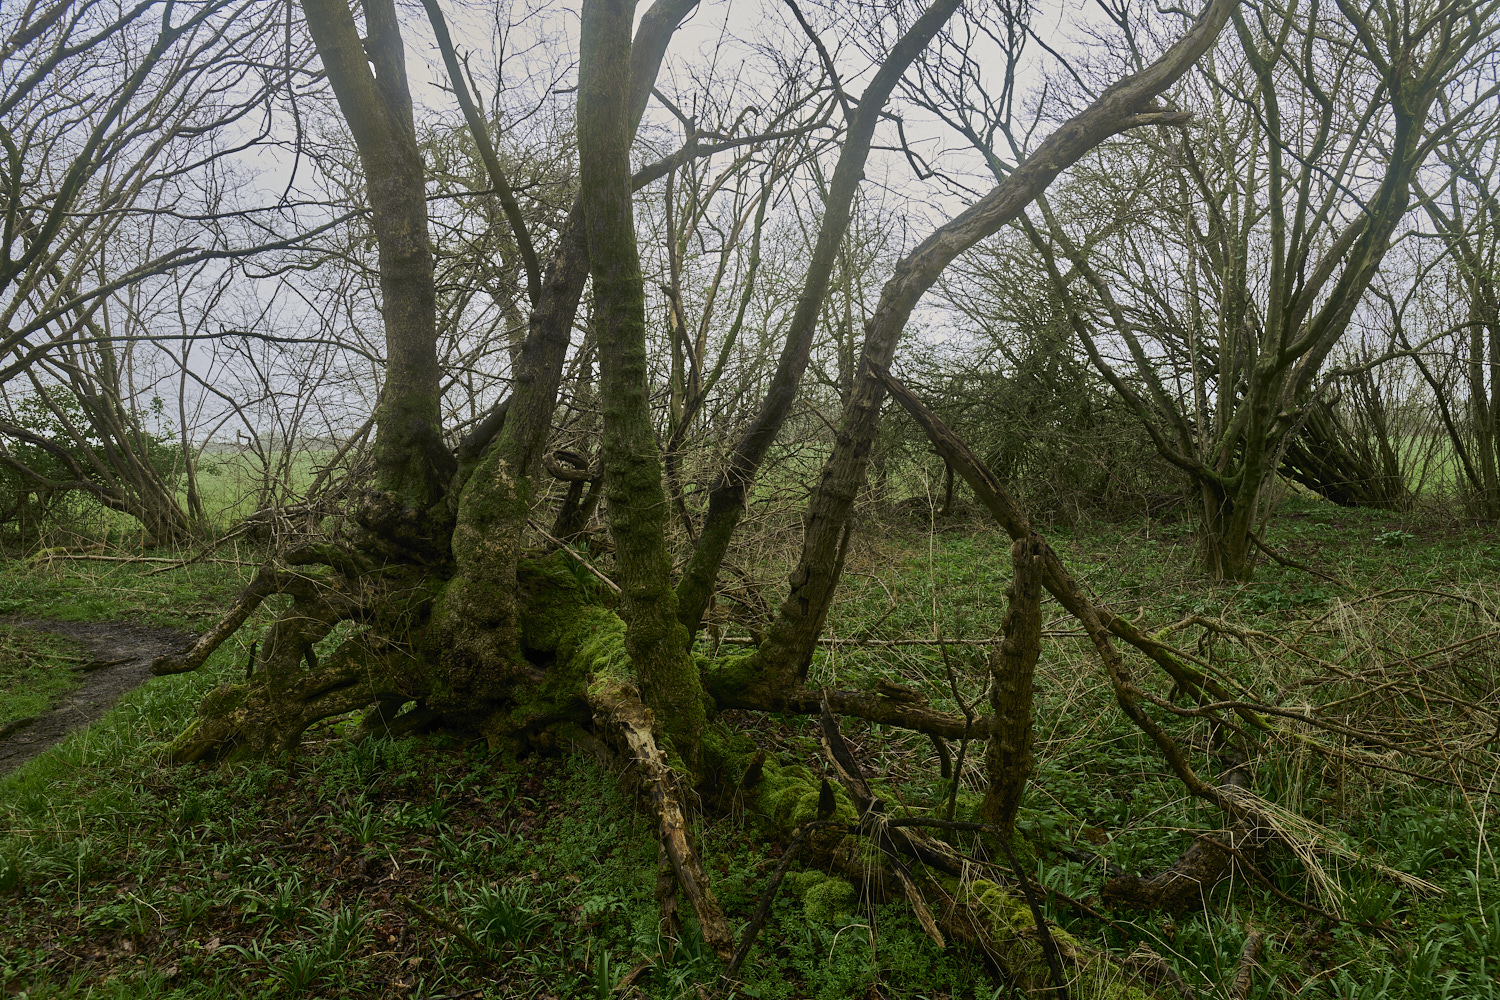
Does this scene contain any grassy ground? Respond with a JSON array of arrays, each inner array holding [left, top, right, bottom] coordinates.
[[1, 491, 1498, 998], [0, 628, 88, 731]]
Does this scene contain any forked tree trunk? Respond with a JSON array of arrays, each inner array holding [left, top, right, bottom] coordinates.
[[302, 0, 452, 520], [1469, 305, 1500, 519], [1197, 482, 1256, 583], [761, 0, 1236, 675], [673, 0, 962, 639]]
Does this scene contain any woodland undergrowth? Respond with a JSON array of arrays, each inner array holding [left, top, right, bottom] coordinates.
[[1, 492, 1499, 999]]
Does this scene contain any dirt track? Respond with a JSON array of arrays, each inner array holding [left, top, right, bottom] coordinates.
[[0, 619, 190, 778]]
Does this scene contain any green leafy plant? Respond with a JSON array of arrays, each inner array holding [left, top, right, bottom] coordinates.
[[1374, 529, 1416, 548], [464, 883, 546, 951], [275, 944, 329, 992]]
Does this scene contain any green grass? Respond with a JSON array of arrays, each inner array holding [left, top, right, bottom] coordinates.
[[0, 545, 258, 630], [189, 451, 334, 530], [4, 448, 338, 547], [0, 627, 88, 729], [1, 490, 1499, 997]]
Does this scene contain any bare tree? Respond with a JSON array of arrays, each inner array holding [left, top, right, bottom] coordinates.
[[141, 0, 1236, 976], [0, 0, 327, 541], [1412, 95, 1500, 517], [979, 0, 1500, 578]]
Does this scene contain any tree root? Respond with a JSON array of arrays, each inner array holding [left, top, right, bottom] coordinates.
[[151, 567, 331, 676], [168, 640, 379, 762], [1101, 757, 1261, 916], [164, 580, 385, 762]]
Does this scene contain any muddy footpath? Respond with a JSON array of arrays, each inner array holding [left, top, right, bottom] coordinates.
[[0, 619, 190, 778]]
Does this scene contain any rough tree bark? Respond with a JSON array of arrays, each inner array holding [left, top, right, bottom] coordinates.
[[980, 535, 1043, 838], [577, 0, 707, 766], [302, 0, 452, 520]]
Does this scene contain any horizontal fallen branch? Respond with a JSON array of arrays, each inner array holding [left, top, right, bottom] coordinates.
[[714, 632, 1082, 647], [588, 676, 734, 960], [33, 552, 257, 569]]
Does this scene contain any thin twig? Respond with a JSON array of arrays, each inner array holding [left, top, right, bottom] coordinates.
[[1185, 832, 1394, 935], [35, 553, 256, 568], [1247, 529, 1350, 588], [939, 638, 974, 829], [526, 520, 621, 594], [879, 816, 1068, 997], [394, 894, 487, 958], [714, 633, 1080, 646], [992, 824, 1070, 1000], [724, 820, 844, 979]]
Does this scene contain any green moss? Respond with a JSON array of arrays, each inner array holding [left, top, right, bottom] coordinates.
[[783, 871, 856, 923], [960, 879, 1159, 999], [197, 683, 248, 720], [515, 553, 595, 649], [699, 724, 758, 788], [747, 758, 857, 830], [700, 647, 762, 700], [163, 718, 203, 760], [505, 554, 632, 728]]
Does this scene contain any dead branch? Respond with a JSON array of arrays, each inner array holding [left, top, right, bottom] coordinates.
[[872, 362, 1269, 735], [1230, 929, 1263, 1000], [723, 819, 845, 978], [1247, 529, 1350, 588], [1101, 755, 1263, 915], [150, 566, 334, 675], [526, 519, 622, 594], [588, 677, 735, 960]]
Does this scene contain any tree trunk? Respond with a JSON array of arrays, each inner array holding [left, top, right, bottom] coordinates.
[[302, 0, 452, 526], [1197, 482, 1256, 582], [1472, 301, 1500, 519], [577, 0, 705, 768], [761, 0, 1236, 675], [672, 0, 962, 638]]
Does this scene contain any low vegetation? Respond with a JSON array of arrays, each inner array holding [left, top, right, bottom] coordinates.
[[2, 492, 1496, 998], [0, 628, 87, 733]]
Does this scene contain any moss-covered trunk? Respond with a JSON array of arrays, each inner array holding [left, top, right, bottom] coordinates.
[[1196, 481, 1256, 582], [577, 0, 705, 768], [301, 0, 452, 520], [980, 536, 1043, 837]]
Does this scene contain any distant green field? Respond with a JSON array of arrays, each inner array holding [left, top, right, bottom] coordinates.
[[37, 450, 340, 542], [191, 450, 335, 526]]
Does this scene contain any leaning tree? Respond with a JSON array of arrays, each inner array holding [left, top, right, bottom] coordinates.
[[999, 0, 1500, 579], [149, 0, 1242, 977], [0, 0, 334, 543]]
